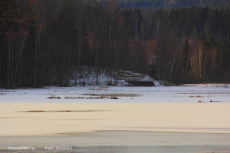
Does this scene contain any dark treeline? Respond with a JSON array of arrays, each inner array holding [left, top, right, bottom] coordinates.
[[118, 0, 230, 9], [1, 0, 230, 88]]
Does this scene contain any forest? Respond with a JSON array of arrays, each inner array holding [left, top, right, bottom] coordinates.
[[118, 0, 230, 9], [1, 0, 230, 88]]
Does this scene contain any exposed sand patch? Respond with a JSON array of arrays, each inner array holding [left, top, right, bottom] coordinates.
[[26, 110, 109, 113]]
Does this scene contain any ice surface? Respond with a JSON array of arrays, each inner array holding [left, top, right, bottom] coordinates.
[[0, 84, 230, 103]]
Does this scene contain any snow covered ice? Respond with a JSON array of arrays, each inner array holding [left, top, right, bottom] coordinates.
[[1, 84, 230, 103]]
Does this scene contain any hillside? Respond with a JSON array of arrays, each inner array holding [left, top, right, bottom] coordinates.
[[1, 0, 230, 88]]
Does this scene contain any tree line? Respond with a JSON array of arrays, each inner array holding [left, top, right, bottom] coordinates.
[[118, 0, 230, 9], [0, 0, 230, 88]]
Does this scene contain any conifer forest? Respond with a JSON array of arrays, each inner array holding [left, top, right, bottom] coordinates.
[[1, 0, 230, 88]]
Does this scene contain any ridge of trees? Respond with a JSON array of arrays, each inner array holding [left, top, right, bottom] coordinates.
[[121, 0, 230, 9], [0, 0, 230, 88], [84, 0, 230, 9]]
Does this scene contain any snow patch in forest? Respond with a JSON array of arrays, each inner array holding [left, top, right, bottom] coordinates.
[[69, 66, 158, 86]]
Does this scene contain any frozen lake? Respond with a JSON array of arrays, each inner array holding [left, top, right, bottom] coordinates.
[[1, 84, 230, 152], [1, 84, 230, 103]]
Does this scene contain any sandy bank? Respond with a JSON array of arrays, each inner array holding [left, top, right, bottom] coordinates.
[[0, 103, 230, 137]]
